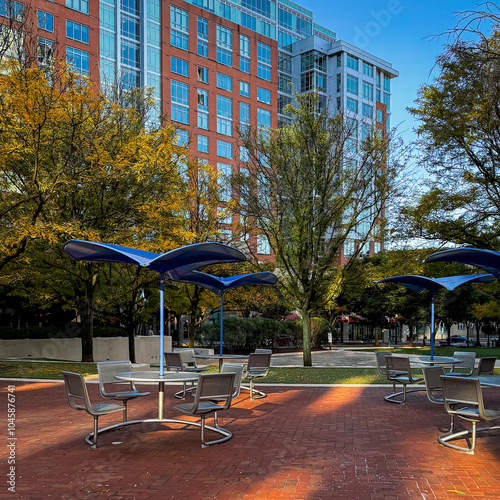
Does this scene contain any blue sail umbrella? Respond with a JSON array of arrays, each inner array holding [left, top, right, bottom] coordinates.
[[375, 274, 495, 359], [63, 240, 247, 374], [174, 270, 278, 355], [424, 248, 500, 278]]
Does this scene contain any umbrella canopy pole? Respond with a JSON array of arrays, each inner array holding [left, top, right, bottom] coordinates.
[[431, 289, 435, 360], [219, 292, 224, 356], [160, 272, 165, 375]]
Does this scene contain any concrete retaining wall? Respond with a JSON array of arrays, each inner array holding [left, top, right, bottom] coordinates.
[[0, 335, 172, 364]]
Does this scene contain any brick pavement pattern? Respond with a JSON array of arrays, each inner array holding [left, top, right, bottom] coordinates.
[[2, 380, 500, 499]]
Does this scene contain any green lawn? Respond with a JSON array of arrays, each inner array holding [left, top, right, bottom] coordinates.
[[1, 346, 499, 384]]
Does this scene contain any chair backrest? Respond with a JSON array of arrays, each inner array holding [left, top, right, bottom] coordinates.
[[247, 352, 272, 375], [164, 352, 183, 371], [174, 348, 197, 367], [191, 373, 235, 412], [450, 351, 476, 375], [220, 363, 245, 399], [477, 357, 496, 376], [97, 361, 133, 396], [375, 352, 391, 376], [62, 371, 93, 414], [385, 355, 410, 380], [422, 366, 445, 404], [440, 375, 484, 417]]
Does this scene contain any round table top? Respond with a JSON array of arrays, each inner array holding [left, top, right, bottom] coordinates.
[[409, 356, 463, 365], [115, 371, 200, 383], [193, 354, 248, 360]]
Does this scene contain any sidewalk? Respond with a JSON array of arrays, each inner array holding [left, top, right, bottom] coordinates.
[[3, 377, 500, 499]]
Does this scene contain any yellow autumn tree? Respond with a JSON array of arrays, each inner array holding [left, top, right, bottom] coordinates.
[[0, 60, 190, 360]]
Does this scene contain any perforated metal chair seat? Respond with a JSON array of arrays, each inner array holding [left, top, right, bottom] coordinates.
[[176, 400, 222, 414]]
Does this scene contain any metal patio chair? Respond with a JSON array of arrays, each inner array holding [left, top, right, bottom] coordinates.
[[439, 375, 500, 454], [384, 355, 423, 404], [245, 352, 272, 400], [62, 371, 125, 448], [448, 351, 476, 376], [477, 357, 496, 376], [220, 363, 245, 399], [422, 366, 444, 404], [175, 372, 235, 448], [165, 352, 207, 399], [375, 351, 391, 377], [97, 361, 150, 422]]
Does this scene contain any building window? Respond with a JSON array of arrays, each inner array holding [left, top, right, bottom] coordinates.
[[346, 54, 358, 71], [0, 1, 23, 19], [336, 74, 341, 93], [37, 11, 54, 32], [346, 98, 358, 114], [362, 81, 373, 101], [240, 102, 250, 131], [122, 14, 139, 40], [363, 62, 373, 77], [175, 129, 189, 147], [362, 104, 373, 118], [257, 108, 271, 129], [122, 0, 139, 16], [66, 46, 89, 75], [197, 88, 208, 129], [346, 74, 358, 96], [171, 56, 188, 77], [197, 66, 208, 84], [37, 37, 54, 73], [257, 42, 271, 81], [66, 0, 89, 14], [257, 234, 270, 255], [383, 74, 391, 92], [376, 109, 384, 123], [383, 93, 390, 110], [198, 135, 209, 153], [217, 162, 232, 201], [373, 241, 382, 254], [216, 73, 232, 92], [66, 20, 89, 44], [216, 25, 232, 67], [197, 16, 208, 57], [257, 87, 271, 105], [240, 147, 249, 162], [216, 95, 232, 136], [344, 239, 355, 257], [121, 40, 140, 68], [240, 80, 250, 98], [240, 34, 250, 73], [171, 6, 188, 51], [217, 140, 232, 159], [171, 80, 189, 124]]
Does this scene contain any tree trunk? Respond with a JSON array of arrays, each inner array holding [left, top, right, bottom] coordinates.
[[128, 329, 136, 363], [188, 318, 196, 348], [81, 277, 95, 362], [301, 309, 312, 366]]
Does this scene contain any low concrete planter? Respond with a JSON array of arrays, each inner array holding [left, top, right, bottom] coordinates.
[[0, 335, 173, 364]]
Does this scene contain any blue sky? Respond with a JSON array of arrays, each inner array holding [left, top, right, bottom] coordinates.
[[304, 0, 482, 145]]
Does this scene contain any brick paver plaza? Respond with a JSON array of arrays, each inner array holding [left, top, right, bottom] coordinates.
[[2, 379, 500, 499]]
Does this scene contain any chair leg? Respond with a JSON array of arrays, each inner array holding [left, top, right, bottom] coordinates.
[[92, 416, 99, 448], [122, 401, 128, 422]]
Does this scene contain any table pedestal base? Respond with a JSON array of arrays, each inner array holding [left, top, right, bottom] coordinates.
[[85, 418, 232, 448]]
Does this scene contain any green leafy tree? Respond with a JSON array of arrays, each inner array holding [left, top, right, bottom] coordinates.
[[401, 29, 500, 247], [233, 93, 399, 365]]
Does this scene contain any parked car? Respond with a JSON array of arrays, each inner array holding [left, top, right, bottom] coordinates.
[[450, 335, 467, 345]]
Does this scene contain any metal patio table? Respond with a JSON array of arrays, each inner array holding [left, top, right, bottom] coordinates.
[[410, 355, 463, 367]]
